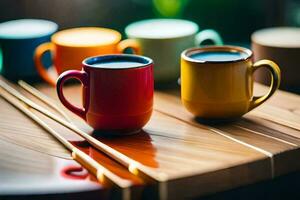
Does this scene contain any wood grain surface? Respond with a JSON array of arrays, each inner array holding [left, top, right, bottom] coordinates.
[[1, 79, 300, 200]]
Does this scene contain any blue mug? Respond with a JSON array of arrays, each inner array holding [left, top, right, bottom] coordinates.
[[0, 19, 58, 81]]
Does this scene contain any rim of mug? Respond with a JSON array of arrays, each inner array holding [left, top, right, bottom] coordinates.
[[182, 45, 253, 64], [51, 27, 122, 48], [0, 19, 58, 40], [125, 18, 199, 39], [251, 27, 300, 49], [82, 54, 153, 70]]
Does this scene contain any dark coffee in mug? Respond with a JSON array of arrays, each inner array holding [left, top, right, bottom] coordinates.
[[91, 61, 143, 69], [86, 55, 149, 69], [189, 51, 248, 62]]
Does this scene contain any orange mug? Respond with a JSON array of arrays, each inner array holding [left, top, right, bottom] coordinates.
[[34, 27, 140, 86]]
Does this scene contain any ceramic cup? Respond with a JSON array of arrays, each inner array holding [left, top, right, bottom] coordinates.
[[181, 46, 281, 119], [252, 27, 300, 93], [0, 19, 58, 81], [35, 27, 140, 86], [125, 19, 223, 84], [56, 54, 153, 134]]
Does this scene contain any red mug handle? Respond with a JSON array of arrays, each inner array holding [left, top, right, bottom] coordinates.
[[56, 70, 89, 120]]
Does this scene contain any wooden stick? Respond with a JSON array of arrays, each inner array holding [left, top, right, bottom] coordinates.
[[0, 87, 132, 197], [18, 80, 73, 123], [0, 79, 164, 182]]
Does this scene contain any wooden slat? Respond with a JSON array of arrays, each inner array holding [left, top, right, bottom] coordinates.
[[1, 81, 300, 199], [0, 85, 145, 199], [154, 89, 300, 179], [0, 97, 71, 159], [36, 84, 272, 199], [37, 83, 300, 198], [254, 83, 300, 114]]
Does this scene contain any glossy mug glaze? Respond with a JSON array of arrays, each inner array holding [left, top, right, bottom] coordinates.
[[56, 54, 153, 134], [125, 19, 223, 84], [35, 27, 140, 86], [0, 19, 58, 81], [181, 46, 281, 119]]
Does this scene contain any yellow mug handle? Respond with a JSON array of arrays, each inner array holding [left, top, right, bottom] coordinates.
[[117, 39, 141, 55], [34, 42, 56, 86], [249, 59, 281, 111]]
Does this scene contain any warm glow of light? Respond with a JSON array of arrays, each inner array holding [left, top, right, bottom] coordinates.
[[97, 168, 105, 182], [128, 163, 139, 175]]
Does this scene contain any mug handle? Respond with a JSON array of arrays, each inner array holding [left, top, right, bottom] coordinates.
[[195, 29, 223, 46], [34, 42, 56, 86], [117, 39, 141, 54], [249, 59, 281, 111], [56, 70, 89, 120]]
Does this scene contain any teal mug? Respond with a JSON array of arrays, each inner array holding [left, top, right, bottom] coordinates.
[[0, 19, 58, 81], [125, 19, 223, 84]]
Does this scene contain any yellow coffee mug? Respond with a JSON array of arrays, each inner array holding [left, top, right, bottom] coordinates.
[[34, 27, 140, 86], [181, 46, 281, 119]]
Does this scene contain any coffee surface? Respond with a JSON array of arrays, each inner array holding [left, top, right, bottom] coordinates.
[[190, 51, 248, 62], [91, 60, 142, 69]]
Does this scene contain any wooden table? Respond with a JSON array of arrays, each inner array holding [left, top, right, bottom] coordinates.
[[1, 80, 300, 200]]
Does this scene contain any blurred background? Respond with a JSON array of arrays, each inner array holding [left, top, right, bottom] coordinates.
[[0, 0, 300, 93], [1, 0, 299, 46]]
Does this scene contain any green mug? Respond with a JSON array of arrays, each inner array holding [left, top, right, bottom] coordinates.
[[125, 19, 223, 84]]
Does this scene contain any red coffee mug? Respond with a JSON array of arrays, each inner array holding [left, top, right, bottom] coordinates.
[[56, 54, 153, 134]]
